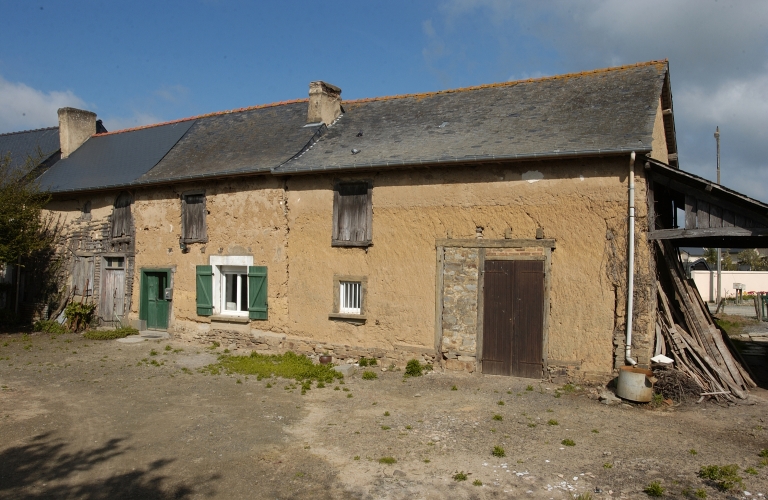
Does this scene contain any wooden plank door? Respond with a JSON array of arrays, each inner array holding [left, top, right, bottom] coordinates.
[[101, 269, 125, 323], [482, 261, 514, 375], [482, 260, 545, 378], [512, 260, 545, 378]]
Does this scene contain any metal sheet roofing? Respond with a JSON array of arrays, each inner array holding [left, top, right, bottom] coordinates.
[[276, 62, 668, 173], [38, 121, 194, 192], [0, 127, 60, 173]]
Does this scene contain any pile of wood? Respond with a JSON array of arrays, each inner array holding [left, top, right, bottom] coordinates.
[[655, 240, 756, 402]]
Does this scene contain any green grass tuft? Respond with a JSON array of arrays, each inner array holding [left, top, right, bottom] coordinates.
[[547, 419, 558, 426], [492, 414, 503, 421], [200, 351, 343, 383], [362, 370, 378, 380], [378, 456, 396, 464], [698, 464, 743, 491], [33, 320, 67, 334], [82, 326, 139, 340], [492, 446, 505, 457], [561, 439, 575, 446], [453, 471, 468, 481], [643, 481, 664, 497], [472, 479, 482, 486]]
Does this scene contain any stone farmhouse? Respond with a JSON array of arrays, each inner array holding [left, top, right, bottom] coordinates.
[[10, 59, 768, 381]]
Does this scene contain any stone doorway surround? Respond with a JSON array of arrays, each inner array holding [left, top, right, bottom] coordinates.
[[434, 238, 555, 375]]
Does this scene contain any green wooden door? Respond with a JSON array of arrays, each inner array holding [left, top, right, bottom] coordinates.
[[144, 272, 169, 330]]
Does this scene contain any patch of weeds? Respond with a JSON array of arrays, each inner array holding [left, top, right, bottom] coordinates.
[[554, 391, 562, 398], [497, 400, 505, 406], [643, 481, 664, 497], [150, 359, 161, 367], [378, 457, 396, 464], [472, 479, 482, 486], [451, 385, 457, 391], [759, 448, 768, 458], [603, 462, 613, 469], [405, 425, 412, 430], [343, 387, 350, 392], [423, 459, 430, 463], [334, 386, 340, 391], [490, 428, 496, 433], [527, 423, 536, 428], [453, 472, 468, 481], [574, 494, 594, 500], [547, 419, 559, 426], [383, 411, 390, 416], [546, 408, 553, 413], [492, 446, 505, 457], [353, 456, 360, 460], [592, 429, 599, 433], [236, 379, 242, 384], [208, 341, 220, 349], [506, 390, 512, 394], [164, 345, 172, 351], [339, 380, 345, 384], [83, 326, 139, 340], [362, 370, 378, 380], [492, 414, 503, 421], [526, 385, 534, 391], [223, 349, 230, 353], [33, 320, 67, 334], [201, 351, 343, 384], [294, 472, 305, 478], [561, 439, 575, 447], [760, 458, 768, 468], [149, 349, 158, 356], [694, 488, 707, 498], [346, 393, 353, 398], [561, 383, 575, 393], [698, 464, 743, 491], [651, 393, 664, 406], [689, 449, 698, 455], [316, 381, 325, 388], [405, 359, 430, 377], [745, 466, 758, 475], [381, 425, 390, 430]]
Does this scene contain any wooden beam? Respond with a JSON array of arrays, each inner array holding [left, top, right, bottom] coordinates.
[[648, 227, 768, 240], [436, 239, 556, 249]]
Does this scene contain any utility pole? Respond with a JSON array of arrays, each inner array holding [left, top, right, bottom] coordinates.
[[715, 127, 722, 306]]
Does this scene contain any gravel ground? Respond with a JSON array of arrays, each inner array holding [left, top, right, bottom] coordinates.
[[2, 331, 768, 499]]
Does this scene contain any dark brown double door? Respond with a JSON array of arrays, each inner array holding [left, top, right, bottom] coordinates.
[[482, 260, 544, 378]]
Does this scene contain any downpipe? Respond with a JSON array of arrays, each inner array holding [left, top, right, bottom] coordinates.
[[625, 152, 637, 366]]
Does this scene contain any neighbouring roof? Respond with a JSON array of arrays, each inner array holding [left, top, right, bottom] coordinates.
[[0, 127, 60, 173], [38, 60, 673, 193]]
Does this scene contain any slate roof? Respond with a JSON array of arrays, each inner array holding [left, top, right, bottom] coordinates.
[[138, 100, 320, 182], [38, 121, 194, 192], [0, 127, 60, 173], [39, 60, 671, 193], [277, 61, 668, 173]]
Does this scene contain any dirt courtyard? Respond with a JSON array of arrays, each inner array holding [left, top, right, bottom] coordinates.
[[2, 332, 768, 499]]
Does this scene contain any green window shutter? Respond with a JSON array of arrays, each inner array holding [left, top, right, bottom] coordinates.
[[196, 265, 213, 316], [248, 266, 268, 320]]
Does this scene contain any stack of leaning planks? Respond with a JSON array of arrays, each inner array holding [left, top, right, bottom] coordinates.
[[655, 240, 756, 402]]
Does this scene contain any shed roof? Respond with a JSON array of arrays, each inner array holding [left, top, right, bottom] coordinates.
[[0, 127, 60, 173]]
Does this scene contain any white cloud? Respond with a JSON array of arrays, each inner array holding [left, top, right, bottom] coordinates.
[[0, 75, 87, 133]]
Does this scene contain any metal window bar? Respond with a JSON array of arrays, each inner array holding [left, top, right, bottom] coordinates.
[[339, 281, 361, 314]]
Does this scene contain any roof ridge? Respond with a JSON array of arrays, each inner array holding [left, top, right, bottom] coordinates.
[[94, 98, 310, 137], [0, 126, 58, 137], [345, 59, 669, 105]]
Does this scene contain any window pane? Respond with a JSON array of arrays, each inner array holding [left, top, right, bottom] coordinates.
[[225, 274, 237, 310], [239, 274, 247, 312]]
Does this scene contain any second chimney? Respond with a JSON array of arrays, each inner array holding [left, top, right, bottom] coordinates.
[[58, 107, 97, 158], [307, 81, 342, 125]]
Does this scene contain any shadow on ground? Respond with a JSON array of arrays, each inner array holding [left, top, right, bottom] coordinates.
[[0, 432, 219, 499]]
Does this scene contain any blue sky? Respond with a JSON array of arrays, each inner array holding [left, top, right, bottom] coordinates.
[[2, 0, 767, 199]]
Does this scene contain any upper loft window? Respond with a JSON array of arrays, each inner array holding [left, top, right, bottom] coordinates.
[[111, 192, 132, 238], [332, 181, 372, 247], [81, 200, 91, 221], [182, 191, 207, 243]]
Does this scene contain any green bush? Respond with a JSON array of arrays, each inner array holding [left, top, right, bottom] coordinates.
[[362, 370, 378, 380], [83, 326, 139, 340], [405, 359, 424, 377], [453, 471, 468, 481], [644, 481, 664, 497], [358, 357, 368, 367], [64, 302, 95, 332], [33, 320, 67, 334], [492, 446, 505, 457]]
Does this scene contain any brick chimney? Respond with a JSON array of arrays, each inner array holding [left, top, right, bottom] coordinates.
[[307, 81, 342, 125], [58, 107, 97, 158]]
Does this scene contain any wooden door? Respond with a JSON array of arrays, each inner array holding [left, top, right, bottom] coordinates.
[[482, 260, 544, 378], [144, 272, 169, 330], [101, 268, 125, 323]]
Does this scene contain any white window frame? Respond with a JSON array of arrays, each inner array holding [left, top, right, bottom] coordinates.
[[210, 255, 253, 317], [339, 281, 362, 314]]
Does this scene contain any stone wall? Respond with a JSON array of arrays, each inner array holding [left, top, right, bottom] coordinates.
[[440, 247, 479, 356]]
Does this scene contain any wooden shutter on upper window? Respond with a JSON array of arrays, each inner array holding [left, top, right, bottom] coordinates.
[[247, 266, 268, 320], [111, 192, 132, 238], [332, 182, 372, 246], [183, 193, 207, 243], [196, 265, 213, 316]]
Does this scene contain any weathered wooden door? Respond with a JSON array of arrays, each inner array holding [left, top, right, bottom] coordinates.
[[144, 272, 169, 330], [482, 260, 544, 378], [101, 268, 125, 323]]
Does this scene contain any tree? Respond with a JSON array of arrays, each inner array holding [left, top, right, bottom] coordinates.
[[0, 151, 52, 264], [736, 249, 768, 271], [703, 248, 738, 271]]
